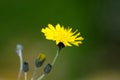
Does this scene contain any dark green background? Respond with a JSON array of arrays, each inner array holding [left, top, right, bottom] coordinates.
[[0, 0, 120, 80]]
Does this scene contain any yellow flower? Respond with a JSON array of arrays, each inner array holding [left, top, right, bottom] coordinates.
[[41, 24, 84, 47]]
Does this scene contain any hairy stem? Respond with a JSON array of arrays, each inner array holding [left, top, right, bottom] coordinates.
[[31, 67, 37, 80], [18, 51, 23, 80], [25, 72, 27, 80]]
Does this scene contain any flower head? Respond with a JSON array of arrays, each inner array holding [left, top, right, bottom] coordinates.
[[41, 24, 84, 47], [16, 44, 23, 56]]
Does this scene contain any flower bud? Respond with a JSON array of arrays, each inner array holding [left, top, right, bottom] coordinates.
[[44, 64, 52, 74], [23, 61, 29, 72], [35, 53, 46, 68]]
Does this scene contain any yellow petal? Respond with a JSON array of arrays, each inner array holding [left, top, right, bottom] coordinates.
[[37, 53, 46, 61], [74, 32, 80, 38], [64, 41, 72, 46], [75, 37, 84, 40], [56, 24, 61, 31], [41, 28, 45, 33], [71, 41, 82, 46], [48, 24, 56, 31]]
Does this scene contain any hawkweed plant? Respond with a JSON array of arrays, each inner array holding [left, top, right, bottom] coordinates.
[[16, 24, 84, 80]]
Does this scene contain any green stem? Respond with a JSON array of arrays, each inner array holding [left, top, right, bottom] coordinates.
[[37, 47, 61, 80], [37, 74, 45, 80], [25, 72, 27, 80], [18, 52, 23, 80], [31, 67, 37, 80], [51, 47, 61, 66]]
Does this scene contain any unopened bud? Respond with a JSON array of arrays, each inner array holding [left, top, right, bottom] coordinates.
[[23, 61, 29, 72], [44, 64, 52, 74], [35, 53, 46, 68]]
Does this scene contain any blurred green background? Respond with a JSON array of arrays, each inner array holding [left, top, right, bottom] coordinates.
[[0, 0, 120, 80]]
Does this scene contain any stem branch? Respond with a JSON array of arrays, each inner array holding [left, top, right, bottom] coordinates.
[[37, 47, 61, 80]]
